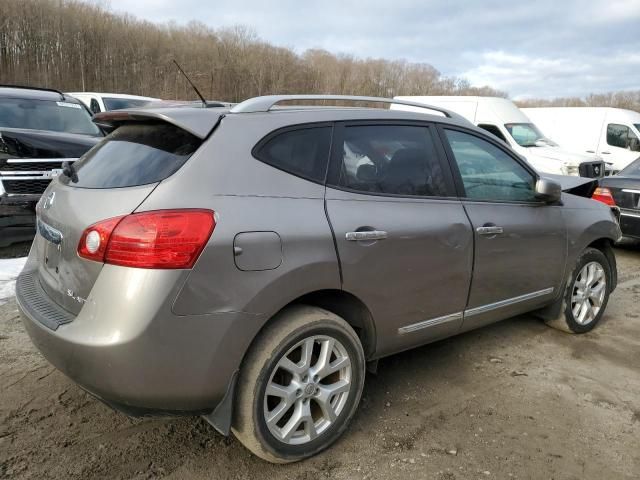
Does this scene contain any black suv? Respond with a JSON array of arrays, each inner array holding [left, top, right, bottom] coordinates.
[[0, 85, 103, 247]]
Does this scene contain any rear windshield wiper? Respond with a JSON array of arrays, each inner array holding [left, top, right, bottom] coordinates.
[[62, 161, 78, 183]]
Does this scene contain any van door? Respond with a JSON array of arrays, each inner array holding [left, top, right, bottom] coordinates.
[[439, 126, 567, 331], [325, 122, 473, 357], [599, 119, 640, 172]]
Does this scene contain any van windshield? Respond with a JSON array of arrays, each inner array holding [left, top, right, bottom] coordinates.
[[634, 124, 640, 132], [504, 123, 556, 148]]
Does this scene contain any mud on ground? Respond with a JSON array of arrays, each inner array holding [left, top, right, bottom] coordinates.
[[1, 247, 639, 479]]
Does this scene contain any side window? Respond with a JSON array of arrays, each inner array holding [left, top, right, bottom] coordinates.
[[336, 125, 448, 197], [478, 124, 507, 143], [89, 98, 101, 114], [445, 129, 536, 202], [607, 123, 640, 151], [254, 126, 332, 183]]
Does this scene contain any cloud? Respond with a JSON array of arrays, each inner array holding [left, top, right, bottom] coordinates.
[[89, 0, 640, 98]]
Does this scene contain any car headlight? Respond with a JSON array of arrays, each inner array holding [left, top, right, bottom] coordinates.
[[561, 164, 580, 176]]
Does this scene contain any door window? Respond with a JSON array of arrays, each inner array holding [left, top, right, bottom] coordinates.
[[478, 124, 508, 143], [254, 126, 332, 183], [89, 98, 101, 114], [445, 129, 536, 202], [607, 123, 640, 151], [336, 125, 448, 197]]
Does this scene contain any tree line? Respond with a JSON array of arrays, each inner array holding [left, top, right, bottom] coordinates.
[[0, 0, 638, 113], [0, 0, 505, 102]]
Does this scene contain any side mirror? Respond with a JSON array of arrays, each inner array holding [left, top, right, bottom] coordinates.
[[535, 177, 562, 203]]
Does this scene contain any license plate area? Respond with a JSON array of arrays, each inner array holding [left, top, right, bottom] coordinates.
[[37, 218, 63, 273]]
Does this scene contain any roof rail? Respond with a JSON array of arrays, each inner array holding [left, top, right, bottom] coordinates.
[[229, 94, 465, 121], [0, 84, 66, 100]]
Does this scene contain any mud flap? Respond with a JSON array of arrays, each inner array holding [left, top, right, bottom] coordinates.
[[535, 273, 574, 333], [202, 370, 238, 436]]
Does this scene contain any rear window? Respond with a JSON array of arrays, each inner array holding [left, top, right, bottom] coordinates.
[[0, 98, 101, 136], [253, 126, 332, 183], [61, 123, 201, 188], [103, 97, 153, 111]]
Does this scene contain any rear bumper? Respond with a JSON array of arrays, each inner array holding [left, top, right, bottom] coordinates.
[[16, 260, 264, 416], [619, 209, 640, 239]]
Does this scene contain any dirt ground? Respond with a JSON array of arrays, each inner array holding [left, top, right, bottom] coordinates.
[[1, 247, 639, 480]]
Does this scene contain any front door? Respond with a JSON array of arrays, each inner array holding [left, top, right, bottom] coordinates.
[[325, 122, 473, 356], [599, 122, 640, 172], [440, 127, 567, 331]]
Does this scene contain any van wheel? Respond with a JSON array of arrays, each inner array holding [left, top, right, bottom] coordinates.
[[232, 305, 366, 463], [545, 248, 611, 333]]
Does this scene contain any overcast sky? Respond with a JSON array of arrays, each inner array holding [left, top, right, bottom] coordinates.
[[95, 0, 640, 99]]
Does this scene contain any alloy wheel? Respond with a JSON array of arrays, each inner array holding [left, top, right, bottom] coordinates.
[[571, 261, 607, 325], [263, 335, 352, 445]]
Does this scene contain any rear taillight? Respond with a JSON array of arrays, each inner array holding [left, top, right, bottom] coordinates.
[[591, 187, 616, 206], [78, 209, 215, 269]]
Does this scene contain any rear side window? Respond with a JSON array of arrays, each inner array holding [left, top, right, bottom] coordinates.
[[336, 125, 448, 197], [61, 123, 201, 188], [254, 126, 332, 183]]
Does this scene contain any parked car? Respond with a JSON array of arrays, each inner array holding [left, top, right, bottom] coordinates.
[[17, 95, 620, 463], [591, 157, 640, 240], [67, 92, 160, 114], [0, 85, 103, 247], [522, 107, 640, 174], [393, 96, 606, 179]]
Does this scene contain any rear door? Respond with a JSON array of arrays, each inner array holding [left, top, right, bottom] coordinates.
[[34, 121, 206, 314], [325, 121, 473, 356], [439, 126, 567, 331]]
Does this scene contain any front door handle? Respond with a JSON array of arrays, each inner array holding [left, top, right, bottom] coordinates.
[[476, 226, 504, 236], [346, 230, 388, 241], [601, 151, 611, 154]]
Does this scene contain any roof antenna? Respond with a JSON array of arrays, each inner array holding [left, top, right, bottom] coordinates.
[[173, 60, 207, 107]]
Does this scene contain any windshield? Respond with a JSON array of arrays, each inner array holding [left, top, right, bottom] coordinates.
[[504, 123, 556, 147], [103, 97, 153, 111], [634, 124, 640, 133], [0, 98, 101, 136]]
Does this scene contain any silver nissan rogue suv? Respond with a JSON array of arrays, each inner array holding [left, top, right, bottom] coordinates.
[[17, 95, 620, 463]]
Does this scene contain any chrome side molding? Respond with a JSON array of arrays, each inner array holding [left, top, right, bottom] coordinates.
[[464, 287, 554, 318], [398, 312, 462, 335], [397, 287, 554, 335]]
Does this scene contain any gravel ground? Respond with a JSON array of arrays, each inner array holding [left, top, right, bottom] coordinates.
[[1, 246, 639, 479]]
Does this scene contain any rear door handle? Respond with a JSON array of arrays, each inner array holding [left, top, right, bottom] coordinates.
[[346, 230, 388, 241], [601, 151, 611, 154], [476, 226, 503, 236]]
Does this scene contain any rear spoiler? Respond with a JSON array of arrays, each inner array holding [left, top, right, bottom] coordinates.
[[93, 108, 226, 139], [542, 173, 598, 198]]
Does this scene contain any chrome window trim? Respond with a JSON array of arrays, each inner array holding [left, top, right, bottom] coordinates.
[[621, 189, 640, 194], [465, 287, 554, 317], [620, 210, 640, 218], [398, 312, 463, 335]]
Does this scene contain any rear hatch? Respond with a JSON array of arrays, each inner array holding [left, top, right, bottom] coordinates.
[[34, 110, 222, 315]]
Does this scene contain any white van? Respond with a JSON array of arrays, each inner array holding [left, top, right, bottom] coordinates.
[[67, 92, 160, 114], [393, 96, 606, 178], [522, 107, 640, 174]]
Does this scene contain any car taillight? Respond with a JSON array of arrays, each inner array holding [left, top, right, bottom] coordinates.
[[591, 187, 616, 206], [78, 209, 215, 269]]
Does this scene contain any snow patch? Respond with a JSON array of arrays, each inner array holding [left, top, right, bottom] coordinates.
[[0, 257, 28, 305]]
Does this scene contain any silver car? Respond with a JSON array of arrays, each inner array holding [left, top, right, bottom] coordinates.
[[16, 95, 620, 463]]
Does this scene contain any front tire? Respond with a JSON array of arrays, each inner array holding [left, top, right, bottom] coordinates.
[[232, 305, 365, 463], [546, 247, 612, 333]]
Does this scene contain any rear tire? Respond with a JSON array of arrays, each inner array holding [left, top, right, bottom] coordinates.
[[545, 247, 611, 333], [232, 305, 365, 463]]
